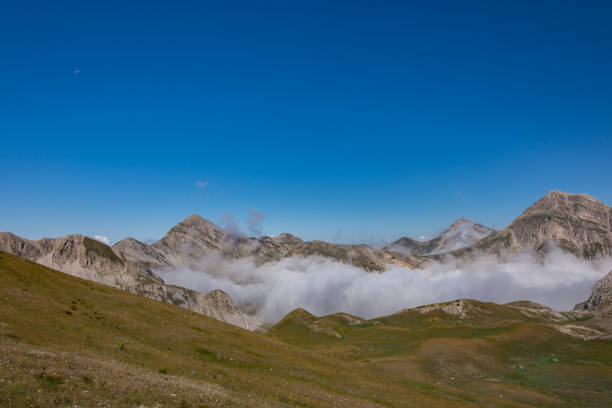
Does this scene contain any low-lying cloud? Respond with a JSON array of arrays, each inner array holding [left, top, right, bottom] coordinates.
[[157, 248, 612, 324]]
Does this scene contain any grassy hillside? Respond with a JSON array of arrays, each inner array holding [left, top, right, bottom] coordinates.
[[0, 251, 526, 408], [268, 300, 612, 407]]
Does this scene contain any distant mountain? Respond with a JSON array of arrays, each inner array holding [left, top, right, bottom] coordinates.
[[285, 240, 422, 271], [141, 214, 423, 271], [462, 191, 612, 258], [3, 190, 611, 331], [0, 232, 256, 329], [386, 218, 495, 256], [149, 214, 304, 266]]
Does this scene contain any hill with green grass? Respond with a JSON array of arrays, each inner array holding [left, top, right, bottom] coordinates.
[[1, 251, 527, 408], [268, 299, 612, 407]]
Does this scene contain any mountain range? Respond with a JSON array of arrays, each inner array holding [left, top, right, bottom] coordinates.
[[1, 190, 612, 330], [2, 190, 612, 407]]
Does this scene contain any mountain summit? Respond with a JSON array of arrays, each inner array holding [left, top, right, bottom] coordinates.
[[468, 191, 612, 258], [386, 218, 495, 256]]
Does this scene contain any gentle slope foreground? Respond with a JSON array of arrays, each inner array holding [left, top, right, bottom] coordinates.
[[268, 299, 612, 407], [1, 251, 522, 407]]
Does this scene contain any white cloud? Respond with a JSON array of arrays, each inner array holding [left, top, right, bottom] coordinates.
[[73, 69, 80, 74], [196, 181, 209, 188], [157, 247, 612, 324], [245, 209, 265, 236], [94, 235, 110, 245]]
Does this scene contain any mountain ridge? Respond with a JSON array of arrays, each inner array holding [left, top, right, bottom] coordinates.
[[456, 190, 612, 259], [0, 231, 256, 329], [386, 217, 496, 256], [3, 190, 611, 331]]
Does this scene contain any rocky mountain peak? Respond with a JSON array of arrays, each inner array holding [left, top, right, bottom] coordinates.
[[446, 217, 471, 230], [274, 233, 304, 246], [113, 237, 169, 266], [386, 218, 495, 256], [176, 214, 224, 235], [519, 191, 609, 222], [468, 191, 612, 258], [151, 215, 226, 264], [443, 217, 495, 236], [203, 289, 237, 311]]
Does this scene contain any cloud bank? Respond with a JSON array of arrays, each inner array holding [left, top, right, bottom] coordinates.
[[157, 248, 612, 324]]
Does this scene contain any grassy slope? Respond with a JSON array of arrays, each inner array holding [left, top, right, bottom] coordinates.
[[0, 251, 525, 408], [268, 301, 612, 407]]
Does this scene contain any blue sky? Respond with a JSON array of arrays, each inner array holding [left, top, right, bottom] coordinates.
[[1, 1, 611, 245]]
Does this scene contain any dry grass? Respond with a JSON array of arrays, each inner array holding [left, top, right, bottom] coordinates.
[[268, 300, 612, 407], [0, 251, 523, 407]]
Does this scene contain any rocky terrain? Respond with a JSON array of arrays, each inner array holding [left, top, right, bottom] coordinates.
[[575, 270, 612, 312], [459, 191, 612, 259], [284, 240, 422, 270], [119, 213, 423, 271], [386, 218, 495, 256], [0, 232, 255, 329]]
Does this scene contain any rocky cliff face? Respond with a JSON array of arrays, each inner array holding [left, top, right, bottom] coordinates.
[[0, 232, 254, 330], [151, 215, 226, 265], [470, 191, 612, 258], [386, 218, 495, 256], [196, 289, 260, 330], [574, 270, 612, 312], [0, 233, 146, 288]]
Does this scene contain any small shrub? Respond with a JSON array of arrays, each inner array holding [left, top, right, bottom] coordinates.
[[119, 342, 125, 351], [35, 372, 64, 389], [195, 347, 222, 360], [158, 368, 168, 375], [82, 375, 93, 384], [5, 333, 20, 341], [53, 396, 72, 404], [120, 395, 143, 405]]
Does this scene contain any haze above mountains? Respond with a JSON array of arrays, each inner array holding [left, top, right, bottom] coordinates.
[[2, 190, 612, 329]]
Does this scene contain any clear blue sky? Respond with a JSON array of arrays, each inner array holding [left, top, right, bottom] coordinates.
[[1, 0, 611, 244]]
